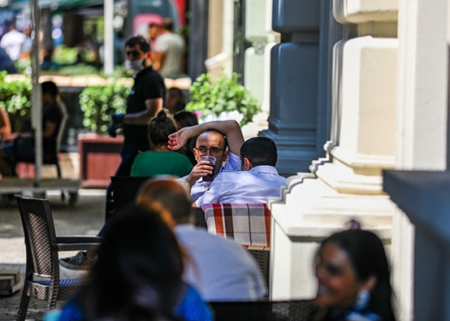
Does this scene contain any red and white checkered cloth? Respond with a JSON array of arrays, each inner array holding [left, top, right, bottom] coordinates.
[[201, 203, 271, 250]]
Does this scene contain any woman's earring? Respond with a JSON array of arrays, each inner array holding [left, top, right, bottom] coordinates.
[[355, 289, 370, 310]]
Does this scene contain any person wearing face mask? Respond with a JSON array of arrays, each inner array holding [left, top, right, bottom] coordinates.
[[58, 36, 167, 271], [107, 35, 166, 182]]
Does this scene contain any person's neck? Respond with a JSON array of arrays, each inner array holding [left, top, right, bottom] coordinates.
[[154, 145, 169, 151]]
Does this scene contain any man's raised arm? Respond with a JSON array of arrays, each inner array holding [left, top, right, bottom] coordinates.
[[168, 120, 244, 156]]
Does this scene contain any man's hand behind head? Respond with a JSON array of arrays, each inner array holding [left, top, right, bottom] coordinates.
[[168, 126, 192, 150]]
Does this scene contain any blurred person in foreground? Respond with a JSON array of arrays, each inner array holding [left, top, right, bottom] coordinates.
[[136, 177, 267, 301], [130, 109, 192, 177], [313, 227, 396, 321], [60, 110, 194, 270], [45, 205, 212, 321]]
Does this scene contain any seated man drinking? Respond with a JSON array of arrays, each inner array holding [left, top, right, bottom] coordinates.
[[172, 120, 243, 202], [194, 137, 286, 206], [168, 120, 286, 205]]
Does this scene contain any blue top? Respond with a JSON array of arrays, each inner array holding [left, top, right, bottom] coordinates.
[[44, 284, 213, 321]]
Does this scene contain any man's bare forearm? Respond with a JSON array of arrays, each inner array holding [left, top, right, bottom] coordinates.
[[187, 120, 244, 155], [124, 98, 163, 125]]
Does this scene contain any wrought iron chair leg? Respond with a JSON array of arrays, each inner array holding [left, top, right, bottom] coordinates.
[[16, 290, 30, 321]]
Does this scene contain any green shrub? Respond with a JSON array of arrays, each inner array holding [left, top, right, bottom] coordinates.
[[79, 82, 130, 134], [54, 46, 79, 65], [0, 71, 32, 131], [186, 72, 261, 126]]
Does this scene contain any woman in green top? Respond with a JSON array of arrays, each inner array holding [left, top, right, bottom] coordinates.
[[131, 110, 193, 177]]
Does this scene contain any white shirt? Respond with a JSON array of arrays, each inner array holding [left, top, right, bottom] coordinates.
[[0, 29, 26, 61], [181, 152, 241, 202], [174, 224, 267, 301], [195, 165, 286, 207], [154, 32, 185, 78]]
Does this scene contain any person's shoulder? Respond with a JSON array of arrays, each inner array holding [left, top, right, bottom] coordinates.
[[183, 226, 247, 249], [176, 152, 194, 164], [134, 150, 154, 160], [145, 67, 165, 82], [217, 169, 248, 179]]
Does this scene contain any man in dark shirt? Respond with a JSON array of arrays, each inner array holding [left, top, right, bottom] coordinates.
[[59, 37, 166, 270], [109, 35, 166, 179]]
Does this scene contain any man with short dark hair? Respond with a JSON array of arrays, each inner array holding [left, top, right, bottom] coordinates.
[[193, 136, 285, 206], [168, 120, 286, 205], [108, 35, 166, 185]]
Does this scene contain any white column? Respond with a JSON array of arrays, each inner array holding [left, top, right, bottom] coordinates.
[[393, 0, 448, 319], [104, 0, 114, 75], [269, 0, 399, 300]]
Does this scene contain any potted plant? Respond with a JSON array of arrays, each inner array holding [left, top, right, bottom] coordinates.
[[0, 71, 32, 132], [185, 72, 261, 126], [78, 82, 130, 188]]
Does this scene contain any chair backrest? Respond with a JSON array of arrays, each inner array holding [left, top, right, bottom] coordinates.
[[201, 203, 271, 249], [193, 207, 206, 228], [110, 176, 153, 212], [15, 195, 58, 277], [210, 300, 317, 321]]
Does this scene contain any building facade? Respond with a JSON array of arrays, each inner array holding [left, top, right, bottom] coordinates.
[[206, 0, 449, 319]]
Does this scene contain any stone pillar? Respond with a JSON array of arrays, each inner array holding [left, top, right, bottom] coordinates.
[[391, 0, 448, 319], [268, 0, 399, 300], [189, 0, 209, 80], [384, 172, 450, 321], [260, 0, 321, 176], [205, 0, 234, 79]]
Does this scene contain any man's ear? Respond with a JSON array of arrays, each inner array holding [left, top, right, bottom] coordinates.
[[193, 147, 200, 161], [222, 150, 229, 162], [145, 51, 152, 66], [243, 157, 252, 171]]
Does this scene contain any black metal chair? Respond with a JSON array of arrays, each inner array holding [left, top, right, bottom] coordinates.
[[15, 195, 101, 321], [110, 176, 153, 213], [210, 300, 317, 321]]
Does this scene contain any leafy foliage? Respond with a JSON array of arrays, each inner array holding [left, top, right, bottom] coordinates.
[[79, 82, 130, 134], [0, 71, 32, 131], [186, 72, 261, 126], [54, 45, 79, 65]]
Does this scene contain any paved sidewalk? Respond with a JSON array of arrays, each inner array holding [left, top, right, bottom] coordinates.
[[0, 190, 106, 321]]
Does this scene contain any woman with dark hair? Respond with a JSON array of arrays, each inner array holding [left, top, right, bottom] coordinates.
[[45, 205, 212, 321], [313, 229, 396, 321], [131, 110, 192, 177], [167, 87, 186, 115], [173, 111, 198, 166]]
